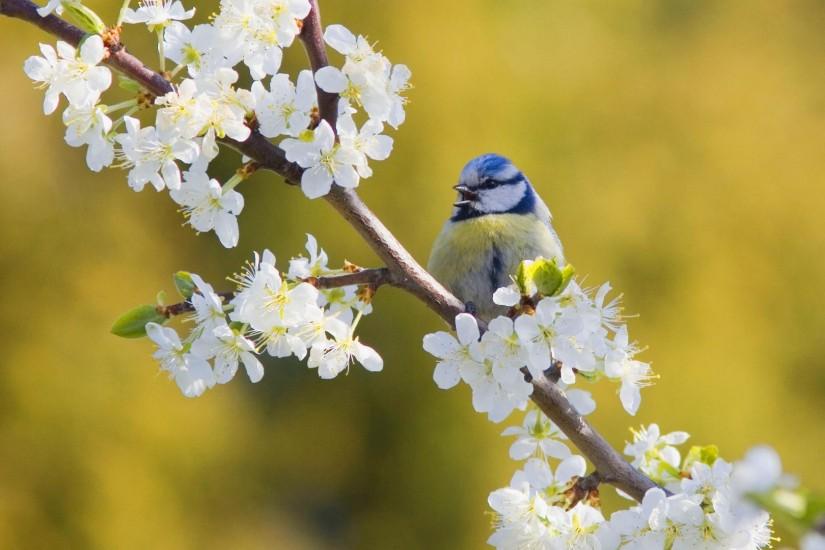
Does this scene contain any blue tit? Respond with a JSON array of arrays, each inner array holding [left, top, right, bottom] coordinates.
[[428, 153, 564, 320]]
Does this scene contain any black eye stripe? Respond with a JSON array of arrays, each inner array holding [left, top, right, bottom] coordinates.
[[477, 179, 498, 190]]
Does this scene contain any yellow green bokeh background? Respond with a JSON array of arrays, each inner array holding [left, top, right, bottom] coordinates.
[[1, 1, 824, 548]]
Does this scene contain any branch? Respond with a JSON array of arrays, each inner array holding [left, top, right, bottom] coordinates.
[[298, 0, 338, 129], [1, 0, 658, 503], [306, 267, 396, 289]]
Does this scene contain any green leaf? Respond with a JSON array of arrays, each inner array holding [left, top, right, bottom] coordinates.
[[531, 258, 564, 296], [111, 304, 167, 338], [118, 75, 142, 94], [682, 444, 720, 470], [515, 260, 532, 295], [173, 271, 196, 299], [556, 264, 576, 296], [64, 4, 107, 35]]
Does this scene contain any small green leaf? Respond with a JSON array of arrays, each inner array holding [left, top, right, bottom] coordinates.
[[64, 4, 107, 35], [556, 264, 576, 296], [156, 290, 168, 306], [118, 75, 142, 94], [683, 444, 720, 470], [515, 260, 532, 295], [173, 271, 196, 299], [111, 304, 167, 338], [531, 258, 564, 296]]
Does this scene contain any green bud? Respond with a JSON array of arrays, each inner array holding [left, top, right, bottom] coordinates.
[[118, 75, 142, 93], [64, 3, 107, 35], [173, 271, 196, 299], [111, 304, 167, 338], [556, 264, 575, 296], [531, 257, 564, 297], [515, 260, 532, 295], [682, 444, 720, 470]]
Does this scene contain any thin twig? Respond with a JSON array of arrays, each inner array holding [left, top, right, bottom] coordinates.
[[0, 0, 658, 503]]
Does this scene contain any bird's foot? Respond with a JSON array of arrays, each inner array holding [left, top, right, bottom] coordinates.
[[463, 301, 478, 316]]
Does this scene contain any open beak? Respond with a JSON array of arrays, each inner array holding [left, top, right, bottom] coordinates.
[[453, 184, 479, 207]]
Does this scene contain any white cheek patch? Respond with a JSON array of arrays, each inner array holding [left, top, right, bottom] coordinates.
[[478, 181, 526, 213]]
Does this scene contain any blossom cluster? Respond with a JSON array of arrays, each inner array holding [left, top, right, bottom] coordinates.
[[24, 0, 410, 246], [145, 235, 381, 397], [488, 420, 780, 549], [423, 276, 653, 423]]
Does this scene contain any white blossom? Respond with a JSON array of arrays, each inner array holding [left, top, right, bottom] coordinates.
[[501, 409, 570, 460], [288, 233, 331, 279], [422, 312, 482, 390], [336, 114, 393, 178], [624, 424, 689, 484], [280, 120, 361, 199], [191, 325, 263, 384], [145, 322, 216, 398], [307, 317, 382, 379], [122, 0, 195, 31], [116, 116, 199, 191], [732, 445, 795, 496], [604, 326, 655, 415], [251, 70, 316, 138], [316, 24, 410, 126], [193, 68, 254, 143], [163, 22, 228, 76], [156, 79, 212, 139], [213, 0, 311, 79], [230, 251, 320, 330], [188, 273, 229, 334], [24, 37, 111, 113], [62, 103, 114, 172], [170, 166, 244, 248]]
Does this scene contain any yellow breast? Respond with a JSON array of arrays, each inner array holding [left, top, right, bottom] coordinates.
[[427, 213, 563, 318]]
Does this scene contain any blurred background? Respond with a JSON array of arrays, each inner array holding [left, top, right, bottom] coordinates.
[[1, 0, 824, 548]]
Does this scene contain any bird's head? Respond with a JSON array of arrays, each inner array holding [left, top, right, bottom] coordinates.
[[451, 154, 536, 220]]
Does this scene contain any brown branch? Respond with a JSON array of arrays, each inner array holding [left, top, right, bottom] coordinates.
[[298, 0, 338, 129], [306, 267, 396, 289], [1, 0, 658, 503]]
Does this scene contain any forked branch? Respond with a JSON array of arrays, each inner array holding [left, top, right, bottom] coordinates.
[[0, 0, 658, 502]]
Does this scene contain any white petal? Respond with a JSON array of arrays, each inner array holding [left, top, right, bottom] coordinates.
[[332, 163, 359, 189], [354, 342, 383, 372], [454, 313, 480, 345], [565, 389, 596, 416], [493, 286, 520, 307], [433, 362, 460, 389], [422, 332, 460, 359], [314, 66, 348, 93], [241, 351, 264, 383], [177, 356, 216, 397], [80, 35, 105, 64], [214, 211, 240, 248], [323, 24, 357, 54], [555, 455, 587, 484], [300, 165, 333, 199], [539, 438, 572, 460], [509, 439, 536, 460]]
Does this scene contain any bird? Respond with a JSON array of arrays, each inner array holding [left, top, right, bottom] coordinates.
[[428, 153, 565, 320]]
